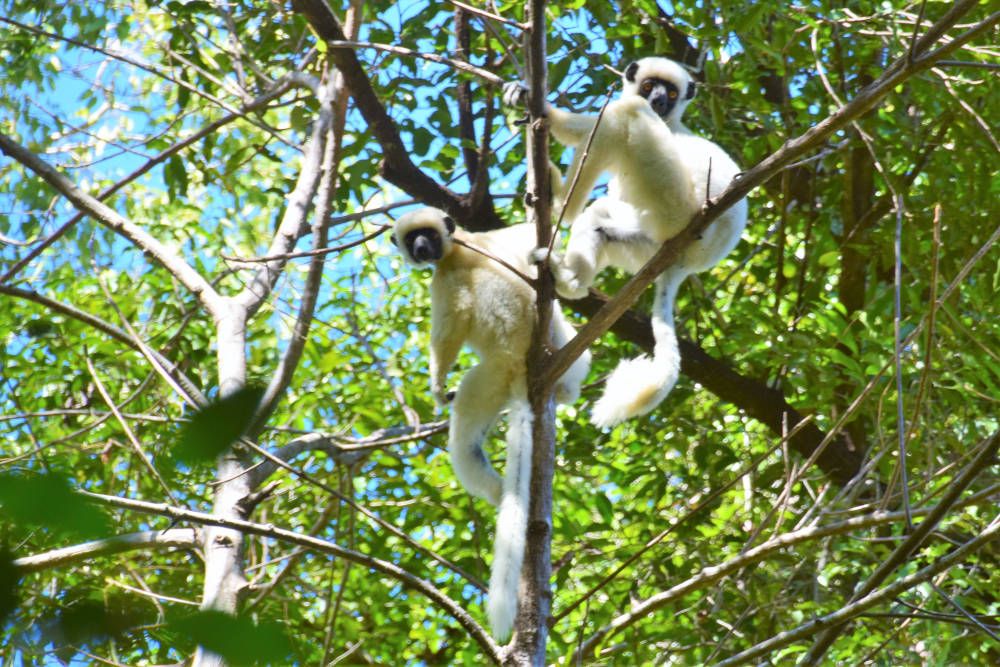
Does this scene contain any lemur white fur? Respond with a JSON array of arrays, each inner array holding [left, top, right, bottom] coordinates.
[[505, 57, 748, 427], [392, 207, 590, 638]]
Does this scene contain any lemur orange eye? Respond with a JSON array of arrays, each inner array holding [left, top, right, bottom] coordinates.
[[641, 81, 653, 93], [668, 90, 678, 99]]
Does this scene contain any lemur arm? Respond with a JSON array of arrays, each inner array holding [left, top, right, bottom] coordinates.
[[546, 105, 599, 147], [428, 300, 466, 405]]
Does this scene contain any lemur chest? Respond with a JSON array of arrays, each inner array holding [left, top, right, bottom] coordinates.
[[437, 268, 534, 350]]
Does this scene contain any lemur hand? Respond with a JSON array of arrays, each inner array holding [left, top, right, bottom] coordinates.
[[502, 81, 529, 109]]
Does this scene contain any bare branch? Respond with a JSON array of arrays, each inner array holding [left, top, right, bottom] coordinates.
[[447, 0, 527, 30], [234, 89, 335, 314], [249, 422, 447, 488], [81, 490, 502, 661], [13, 529, 197, 575], [326, 40, 503, 85]]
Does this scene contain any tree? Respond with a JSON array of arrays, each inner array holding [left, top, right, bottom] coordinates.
[[1, 1, 998, 664]]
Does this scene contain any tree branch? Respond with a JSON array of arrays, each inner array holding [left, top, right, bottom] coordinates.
[[291, 0, 506, 230], [566, 293, 864, 484], [13, 529, 197, 575], [0, 79, 294, 286], [248, 421, 447, 488], [250, 68, 351, 431], [0, 285, 207, 406], [572, 490, 996, 660], [802, 431, 1000, 663], [234, 85, 335, 315], [512, 0, 555, 663], [81, 490, 502, 661], [0, 133, 224, 317], [713, 515, 1000, 666]]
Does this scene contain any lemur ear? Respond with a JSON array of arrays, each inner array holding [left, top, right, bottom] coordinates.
[[686, 80, 697, 100], [443, 215, 456, 234], [624, 61, 639, 82], [389, 231, 398, 246]]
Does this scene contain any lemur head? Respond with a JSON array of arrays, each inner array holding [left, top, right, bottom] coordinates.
[[622, 57, 696, 125], [392, 207, 456, 266]]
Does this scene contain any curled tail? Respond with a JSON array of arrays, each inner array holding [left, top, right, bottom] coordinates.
[[486, 400, 533, 639], [591, 270, 686, 428]]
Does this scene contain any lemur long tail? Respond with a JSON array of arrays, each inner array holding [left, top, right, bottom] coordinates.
[[591, 269, 686, 428], [486, 400, 533, 639]]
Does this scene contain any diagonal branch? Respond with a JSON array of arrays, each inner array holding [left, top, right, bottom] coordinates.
[[13, 529, 197, 574], [0, 133, 224, 317], [712, 513, 1000, 666], [801, 431, 1000, 663], [571, 488, 997, 660], [234, 85, 335, 315], [0, 285, 207, 406], [0, 79, 294, 286], [250, 68, 351, 431], [292, 0, 506, 230]]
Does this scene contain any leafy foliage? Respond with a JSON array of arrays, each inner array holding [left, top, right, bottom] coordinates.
[[1, 0, 998, 664]]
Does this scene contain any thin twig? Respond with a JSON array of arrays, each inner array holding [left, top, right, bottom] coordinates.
[[447, 0, 527, 30], [892, 195, 912, 530], [222, 226, 386, 264], [325, 40, 503, 85], [12, 529, 197, 574], [549, 85, 618, 251]]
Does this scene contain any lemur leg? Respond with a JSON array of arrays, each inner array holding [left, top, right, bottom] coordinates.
[[543, 197, 655, 299], [448, 362, 515, 506]]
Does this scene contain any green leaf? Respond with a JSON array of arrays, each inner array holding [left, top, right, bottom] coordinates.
[[0, 550, 19, 624], [0, 473, 109, 538], [170, 611, 292, 665], [175, 386, 265, 463]]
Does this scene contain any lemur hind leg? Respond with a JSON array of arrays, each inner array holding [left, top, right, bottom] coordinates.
[[448, 361, 516, 505]]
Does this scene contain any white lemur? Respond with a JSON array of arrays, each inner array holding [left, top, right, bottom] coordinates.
[[504, 57, 748, 427], [392, 207, 590, 639]]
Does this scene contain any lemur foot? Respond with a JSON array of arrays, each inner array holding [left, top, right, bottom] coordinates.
[[530, 247, 588, 300], [502, 81, 529, 109]]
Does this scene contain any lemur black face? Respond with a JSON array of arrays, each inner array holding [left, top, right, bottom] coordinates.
[[639, 77, 685, 118], [404, 228, 445, 263]]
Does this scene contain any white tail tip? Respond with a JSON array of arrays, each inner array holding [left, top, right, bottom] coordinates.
[[590, 355, 679, 428]]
